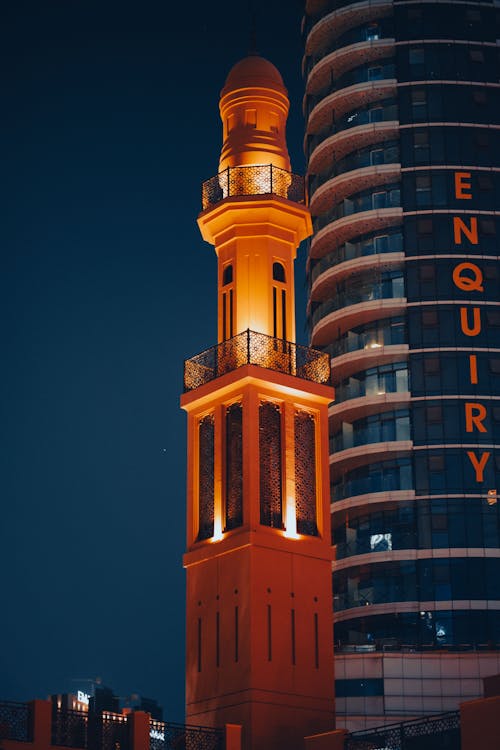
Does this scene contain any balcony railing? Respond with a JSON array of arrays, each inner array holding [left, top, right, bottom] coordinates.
[[0, 701, 32, 742], [150, 719, 224, 750], [184, 329, 331, 391], [201, 164, 305, 210], [345, 710, 460, 750]]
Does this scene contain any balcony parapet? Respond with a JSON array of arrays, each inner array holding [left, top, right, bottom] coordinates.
[[183, 329, 330, 392], [201, 164, 305, 211]]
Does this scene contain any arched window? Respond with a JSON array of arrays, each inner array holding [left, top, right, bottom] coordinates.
[[273, 262, 286, 282], [223, 264, 233, 286], [272, 262, 287, 340]]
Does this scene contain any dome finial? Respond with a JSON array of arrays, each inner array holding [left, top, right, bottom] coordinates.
[[248, 0, 258, 55]]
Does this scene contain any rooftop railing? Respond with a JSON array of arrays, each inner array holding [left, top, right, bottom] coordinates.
[[201, 164, 305, 210], [150, 718, 224, 750], [345, 710, 460, 750], [183, 329, 331, 392], [0, 701, 32, 742]]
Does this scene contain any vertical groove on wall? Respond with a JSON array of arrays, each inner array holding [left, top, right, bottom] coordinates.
[[198, 617, 202, 673], [267, 604, 272, 661]]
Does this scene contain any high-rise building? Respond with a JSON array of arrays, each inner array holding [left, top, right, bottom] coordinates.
[[302, 0, 500, 730], [181, 55, 335, 750]]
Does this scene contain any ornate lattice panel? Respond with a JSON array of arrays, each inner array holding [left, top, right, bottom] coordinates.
[[201, 164, 305, 209], [150, 719, 224, 750], [0, 701, 32, 742], [346, 710, 460, 750], [51, 708, 88, 748], [183, 329, 330, 391], [294, 410, 318, 536], [225, 402, 243, 530], [198, 414, 215, 541], [259, 401, 283, 528], [87, 713, 129, 750]]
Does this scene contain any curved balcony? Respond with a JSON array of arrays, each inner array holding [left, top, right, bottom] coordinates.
[[307, 38, 395, 95], [305, 17, 394, 76], [311, 252, 404, 302], [183, 329, 330, 391], [306, 79, 397, 134], [314, 184, 401, 235], [329, 439, 414, 472], [313, 302, 407, 349], [310, 272, 404, 327], [311, 163, 401, 215], [308, 230, 403, 286], [307, 99, 398, 160], [329, 391, 411, 433], [331, 408, 410, 451], [328, 343, 410, 384], [310, 140, 399, 197], [309, 116, 399, 175], [332, 488, 416, 517], [306, 61, 395, 120], [305, 0, 393, 53], [201, 164, 305, 211], [322, 315, 406, 358], [334, 362, 409, 403], [310, 205, 402, 258]]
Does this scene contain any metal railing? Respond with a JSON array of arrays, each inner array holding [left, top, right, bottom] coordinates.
[[183, 329, 331, 391], [150, 719, 224, 750], [345, 710, 460, 750], [52, 708, 88, 748], [201, 164, 305, 210], [0, 701, 32, 742]]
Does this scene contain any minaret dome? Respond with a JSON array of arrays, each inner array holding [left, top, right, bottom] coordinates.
[[218, 55, 291, 172]]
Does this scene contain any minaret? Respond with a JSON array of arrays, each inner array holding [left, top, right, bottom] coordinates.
[[181, 56, 335, 750]]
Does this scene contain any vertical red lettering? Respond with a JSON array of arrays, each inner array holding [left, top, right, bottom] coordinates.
[[460, 307, 481, 336], [465, 402, 488, 433], [466, 451, 491, 482], [469, 354, 478, 384], [453, 217, 478, 245], [454, 172, 472, 200]]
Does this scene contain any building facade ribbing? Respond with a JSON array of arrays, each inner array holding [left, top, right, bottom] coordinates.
[[303, 0, 500, 730]]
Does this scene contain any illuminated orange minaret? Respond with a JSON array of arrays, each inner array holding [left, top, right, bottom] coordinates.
[[181, 56, 335, 750]]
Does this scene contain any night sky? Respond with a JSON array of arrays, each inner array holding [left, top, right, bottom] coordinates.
[[1, 0, 308, 722]]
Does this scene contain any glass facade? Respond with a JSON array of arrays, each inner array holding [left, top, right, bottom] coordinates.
[[303, 0, 500, 722]]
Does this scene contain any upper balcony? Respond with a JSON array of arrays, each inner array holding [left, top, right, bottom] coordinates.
[[304, 0, 393, 50], [183, 329, 331, 391], [201, 164, 305, 211]]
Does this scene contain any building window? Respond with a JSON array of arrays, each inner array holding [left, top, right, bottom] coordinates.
[[336, 679, 384, 697], [416, 174, 432, 205], [368, 66, 383, 80], [409, 48, 425, 65], [469, 49, 485, 63], [259, 401, 283, 529], [424, 357, 440, 374], [366, 23, 380, 41], [295, 410, 318, 536], [422, 310, 438, 326], [222, 290, 234, 341], [417, 218, 433, 235], [245, 109, 257, 127], [411, 89, 427, 118], [225, 403, 243, 530], [222, 264, 233, 286], [198, 414, 215, 541], [273, 262, 286, 282], [472, 90, 487, 105], [479, 218, 496, 235]]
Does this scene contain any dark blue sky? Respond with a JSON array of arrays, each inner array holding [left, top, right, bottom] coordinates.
[[1, 0, 307, 723]]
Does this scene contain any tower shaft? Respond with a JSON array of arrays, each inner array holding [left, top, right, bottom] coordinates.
[[182, 55, 335, 750]]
